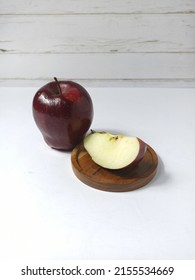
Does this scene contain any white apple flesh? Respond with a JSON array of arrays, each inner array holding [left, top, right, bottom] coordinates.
[[83, 131, 147, 170]]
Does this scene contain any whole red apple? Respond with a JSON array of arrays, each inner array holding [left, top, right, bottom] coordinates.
[[32, 78, 93, 150]]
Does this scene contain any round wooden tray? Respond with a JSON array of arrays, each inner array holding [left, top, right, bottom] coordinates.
[[71, 142, 158, 192]]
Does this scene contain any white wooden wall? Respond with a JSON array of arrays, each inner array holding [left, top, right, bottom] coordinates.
[[0, 0, 195, 87]]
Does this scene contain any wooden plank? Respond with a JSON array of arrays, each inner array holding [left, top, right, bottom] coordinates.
[[0, 14, 195, 54], [1, 53, 195, 80], [0, 0, 195, 14], [1, 78, 195, 88]]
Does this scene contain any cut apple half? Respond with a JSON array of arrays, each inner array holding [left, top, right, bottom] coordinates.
[[83, 131, 147, 170]]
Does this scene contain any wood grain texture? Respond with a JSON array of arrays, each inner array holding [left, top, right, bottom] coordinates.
[[1, 53, 194, 80], [0, 14, 194, 53], [71, 142, 158, 192], [0, 0, 194, 87], [1, 0, 195, 14], [1, 78, 195, 88]]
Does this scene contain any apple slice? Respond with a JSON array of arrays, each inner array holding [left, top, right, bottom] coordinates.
[[83, 131, 147, 169]]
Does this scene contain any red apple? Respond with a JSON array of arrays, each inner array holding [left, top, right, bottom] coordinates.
[[32, 78, 93, 150]]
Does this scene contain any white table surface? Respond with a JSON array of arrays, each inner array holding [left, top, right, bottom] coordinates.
[[0, 87, 195, 260]]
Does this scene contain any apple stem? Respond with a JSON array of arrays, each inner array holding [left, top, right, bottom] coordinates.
[[54, 77, 62, 95]]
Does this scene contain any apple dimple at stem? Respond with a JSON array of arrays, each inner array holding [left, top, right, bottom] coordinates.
[[53, 77, 82, 102]]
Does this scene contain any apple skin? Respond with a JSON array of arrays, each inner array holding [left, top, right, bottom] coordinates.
[[32, 78, 93, 150], [127, 138, 147, 169]]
